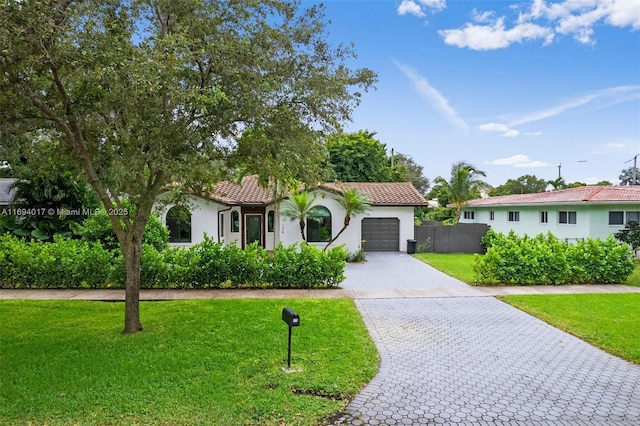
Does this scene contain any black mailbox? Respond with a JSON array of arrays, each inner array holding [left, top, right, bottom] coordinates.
[[282, 307, 300, 327]]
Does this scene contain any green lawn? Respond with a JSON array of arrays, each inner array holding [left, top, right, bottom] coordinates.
[[625, 260, 640, 287], [0, 299, 378, 426], [412, 252, 476, 283], [500, 294, 640, 364], [414, 253, 640, 287]]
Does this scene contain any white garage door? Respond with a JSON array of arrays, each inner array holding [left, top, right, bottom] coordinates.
[[361, 218, 400, 251]]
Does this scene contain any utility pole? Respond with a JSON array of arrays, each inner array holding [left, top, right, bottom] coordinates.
[[558, 163, 562, 179], [625, 155, 639, 185]]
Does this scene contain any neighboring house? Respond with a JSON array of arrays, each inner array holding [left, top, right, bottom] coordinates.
[[155, 175, 427, 253], [459, 186, 640, 241], [0, 178, 17, 208]]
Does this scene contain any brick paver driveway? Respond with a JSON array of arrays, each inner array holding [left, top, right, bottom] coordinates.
[[333, 254, 640, 425]]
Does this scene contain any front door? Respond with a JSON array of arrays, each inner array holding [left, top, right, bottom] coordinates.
[[245, 214, 263, 247]]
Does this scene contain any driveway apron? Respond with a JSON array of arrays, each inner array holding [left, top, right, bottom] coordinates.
[[334, 253, 640, 425]]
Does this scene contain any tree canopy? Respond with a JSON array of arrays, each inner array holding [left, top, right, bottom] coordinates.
[[0, 0, 375, 333], [619, 166, 640, 186], [490, 174, 547, 196], [615, 221, 640, 252], [326, 130, 430, 194], [326, 130, 390, 182], [390, 152, 430, 195]]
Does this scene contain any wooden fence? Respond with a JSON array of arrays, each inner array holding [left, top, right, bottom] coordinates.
[[414, 223, 489, 254]]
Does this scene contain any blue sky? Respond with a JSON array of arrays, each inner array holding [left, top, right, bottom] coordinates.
[[312, 0, 640, 187]]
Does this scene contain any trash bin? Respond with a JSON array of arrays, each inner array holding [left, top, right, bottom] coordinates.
[[407, 239, 417, 254]]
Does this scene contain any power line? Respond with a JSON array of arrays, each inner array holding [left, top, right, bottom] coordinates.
[[624, 154, 639, 185]]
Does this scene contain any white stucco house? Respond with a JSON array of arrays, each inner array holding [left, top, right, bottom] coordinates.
[[155, 175, 428, 253], [459, 186, 640, 242]]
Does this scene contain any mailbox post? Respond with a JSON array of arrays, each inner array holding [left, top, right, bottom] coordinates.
[[281, 307, 300, 368]]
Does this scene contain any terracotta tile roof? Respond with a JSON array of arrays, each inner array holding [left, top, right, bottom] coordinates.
[[209, 176, 275, 205], [464, 186, 640, 207], [320, 181, 428, 206], [207, 176, 427, 206]]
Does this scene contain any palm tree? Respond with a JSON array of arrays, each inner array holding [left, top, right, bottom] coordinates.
[[279, 191, 317, 242], [324, 188, 372, 251], [547, 177, 566, 191], [434, 161, 489, 223]]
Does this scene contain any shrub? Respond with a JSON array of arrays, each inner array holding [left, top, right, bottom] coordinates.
[[567, 237, 636, 284], [78, 205, 169, 252], [346, 248, 367, 262], [615, 221, 640, 251], [0, 234, 347, 289], [0, 234, 112, 288], [474, 232, 634, 285]]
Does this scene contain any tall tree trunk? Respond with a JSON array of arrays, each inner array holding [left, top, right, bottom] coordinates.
[[122, 236, 143, 334], [324, 225, 347, 252], [299, 220, 306, 242], [324, 216, 350, 252], [117, 196, 155, 335]]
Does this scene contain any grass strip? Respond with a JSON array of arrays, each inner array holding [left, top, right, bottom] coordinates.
[[412, 252, 476, 283], [0, 299, 378, 426], [500, 293, 640, 364]]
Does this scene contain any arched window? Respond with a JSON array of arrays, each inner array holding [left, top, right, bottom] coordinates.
[[166, 206, 191, 243], [307, 206, 331, 242], [231, 210, 240, 233]]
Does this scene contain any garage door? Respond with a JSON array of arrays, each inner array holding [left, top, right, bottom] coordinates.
[[361, 218, 399, 251]]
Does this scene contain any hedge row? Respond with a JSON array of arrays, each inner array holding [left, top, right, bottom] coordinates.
[[474, 230, 635, 285], [0, 234, 347, 289]]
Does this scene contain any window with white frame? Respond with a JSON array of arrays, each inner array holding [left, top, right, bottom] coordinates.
[[558, 211, 577, 225], [508, 211, 520, 222], [540, 211, 548, 224], [463, 211, 474, 220]]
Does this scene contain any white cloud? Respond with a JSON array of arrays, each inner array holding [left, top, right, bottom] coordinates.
[[606, 0, 640, 29], [397, 0, 446, 17], [478, 86, 638, 138], [437, 0, 640, 50], [503, 129, 521, 138], [439, 18, 553, 50], [420, 0, 446, 11], [606, 142, 625, 148], [478, 122, 528, 138], [509, 85, 640, 126], [472, 9, 496, 23], [478, 122, 510, 132], [486, 154, 552, 168], [394, 60, 468, 130], [397, 1, 425, 18]]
